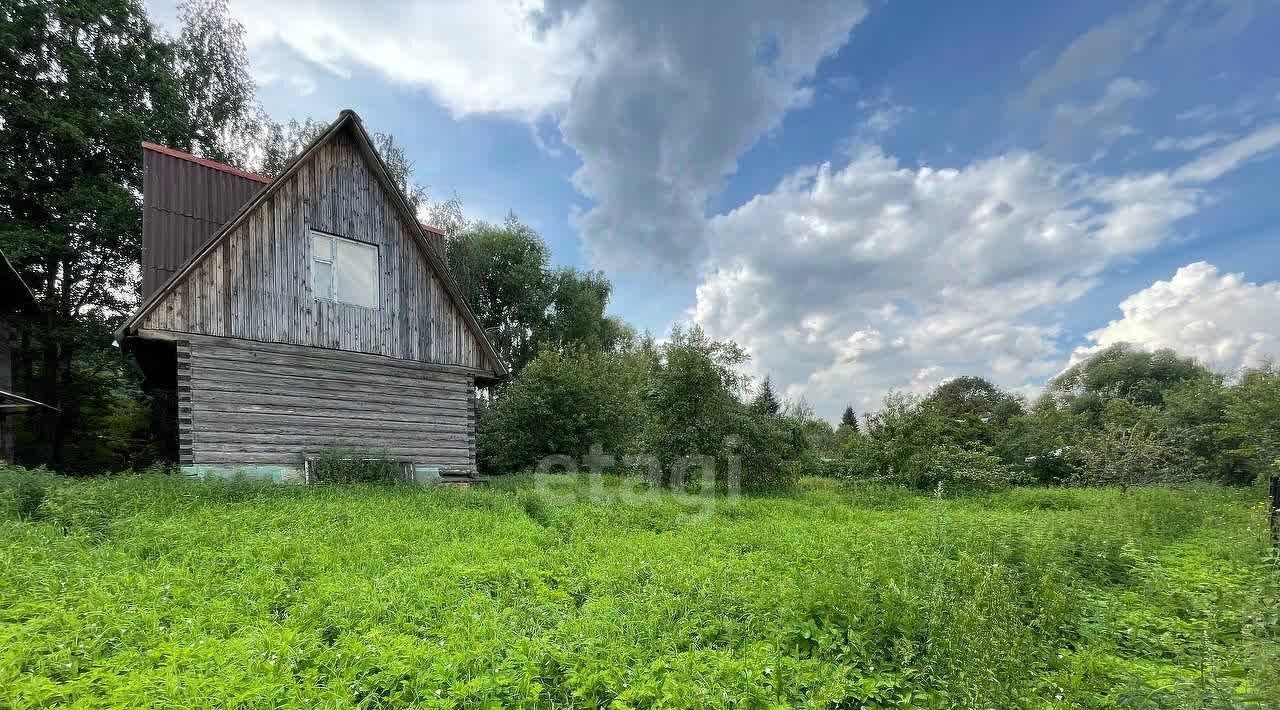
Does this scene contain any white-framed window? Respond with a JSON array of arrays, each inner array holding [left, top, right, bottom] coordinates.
[[311, 230, 379, 308]]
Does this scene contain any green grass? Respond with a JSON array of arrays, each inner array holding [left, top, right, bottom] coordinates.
[[1, 468, 1277, 709]]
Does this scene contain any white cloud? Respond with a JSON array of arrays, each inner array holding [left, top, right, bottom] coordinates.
[[1172, 122, 1280, 182], [690, 116, 1280, 419], [237, 0, 591, 118], [1071, 262, 1280, 372], [157, 0, 868, 274], [692, 147, 1204, 417], [555, 0, 869, 272], [1154, 132, 1232, 151]]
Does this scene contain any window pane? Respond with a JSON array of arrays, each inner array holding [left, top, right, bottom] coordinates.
[[335, 239, 378, 308], [313, 260, 333, 300], [312, 233, 332, 262]]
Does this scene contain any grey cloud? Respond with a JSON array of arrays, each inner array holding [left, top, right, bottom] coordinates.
[[545, 0, 868, 274]]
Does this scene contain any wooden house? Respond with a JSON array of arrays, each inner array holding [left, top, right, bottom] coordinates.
[[1, 250, 54, 463], [116, 110, 507, 482]]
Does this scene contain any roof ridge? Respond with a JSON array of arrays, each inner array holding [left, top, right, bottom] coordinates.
[[141, 142, 272, 184], [121, 110, 509, 379]]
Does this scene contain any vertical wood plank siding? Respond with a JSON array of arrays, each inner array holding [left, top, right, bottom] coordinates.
[[140, 130, 489, 372], [183, 335, 476, 470]]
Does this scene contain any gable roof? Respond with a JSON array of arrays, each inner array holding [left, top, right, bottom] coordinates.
[[118, 110, 508, 379], [141, 142, 272, 184]]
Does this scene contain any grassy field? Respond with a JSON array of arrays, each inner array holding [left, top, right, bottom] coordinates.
[[1, 469, 1277, 709]]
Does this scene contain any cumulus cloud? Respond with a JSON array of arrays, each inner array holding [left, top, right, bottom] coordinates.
[[554, 0, 868, 272], [221, 0, 592, 119], [1071, 262, 1280, 372], [692, 148, 1202, 416], [169, 0, 869, 273], [691, 118, 1280, 419]]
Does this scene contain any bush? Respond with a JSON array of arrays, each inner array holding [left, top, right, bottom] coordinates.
[[307, 451, 405, 485], [1067, 401, 1194, 491], [730, 409, 797, 493], [839, 393, 1019, 490], [479, 348, 649, 474]]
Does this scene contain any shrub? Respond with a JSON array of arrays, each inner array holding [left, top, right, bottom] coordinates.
[[838, 393, 1019, 490], [1223, 364, 1280, 484], [479, 348, 649, 474], [307, 451, 405, 485], [906, 441, 1020, 490], [729, 409, 797, 493], [1068, 402, 1192, 491]]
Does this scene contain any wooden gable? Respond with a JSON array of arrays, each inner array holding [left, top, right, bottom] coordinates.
[[126, 115, 504, 377]]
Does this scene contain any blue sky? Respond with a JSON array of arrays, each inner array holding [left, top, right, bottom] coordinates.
[[150, 0, 1280, 418]]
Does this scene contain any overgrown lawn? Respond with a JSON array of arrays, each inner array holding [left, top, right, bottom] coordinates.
[[1, 469, 1277, 708]]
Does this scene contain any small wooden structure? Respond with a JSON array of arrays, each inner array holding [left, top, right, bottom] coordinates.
[[116, 110, 507, 482], [1, 250, 54, 463]]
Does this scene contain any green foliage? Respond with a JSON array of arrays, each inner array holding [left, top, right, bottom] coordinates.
[[305, 451, 405, 485], [843, 392, 1019, 490], [1047, 344, 1211, 418], [172, 0, 260, 166], [924, 375, 1026, 450], [448, 218, 629, 375], [638, 326, 795, 492], [749, 375, 781, 415], [1158, 373, 1239, 481], [478, 348, 649, 474], [0, 0, 201, 472], [0, 469, 1275, 707], [840, 404, 860, 432], [1223, 364, 1280, 484]]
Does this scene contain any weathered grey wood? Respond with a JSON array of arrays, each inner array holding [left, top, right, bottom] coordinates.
[[135, 329, 495, 381], [176, 340, 194, 465], [137, 127, 498, 373], [184, 337, 477, 472], [194, 451, 472, 466], [190, 378, 470, 405], [191, 412, 472, 434]]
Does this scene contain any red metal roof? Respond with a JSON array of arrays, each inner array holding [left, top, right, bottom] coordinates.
[[141, 142, 272, 184]]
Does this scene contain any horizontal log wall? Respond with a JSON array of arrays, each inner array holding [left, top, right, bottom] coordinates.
[[141, 129, 491, 372], [180, 335, 475, 474]]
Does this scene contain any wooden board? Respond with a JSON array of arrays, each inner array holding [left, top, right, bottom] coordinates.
[[184, 335, 477, 472], [139, 129, 494, 372]]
